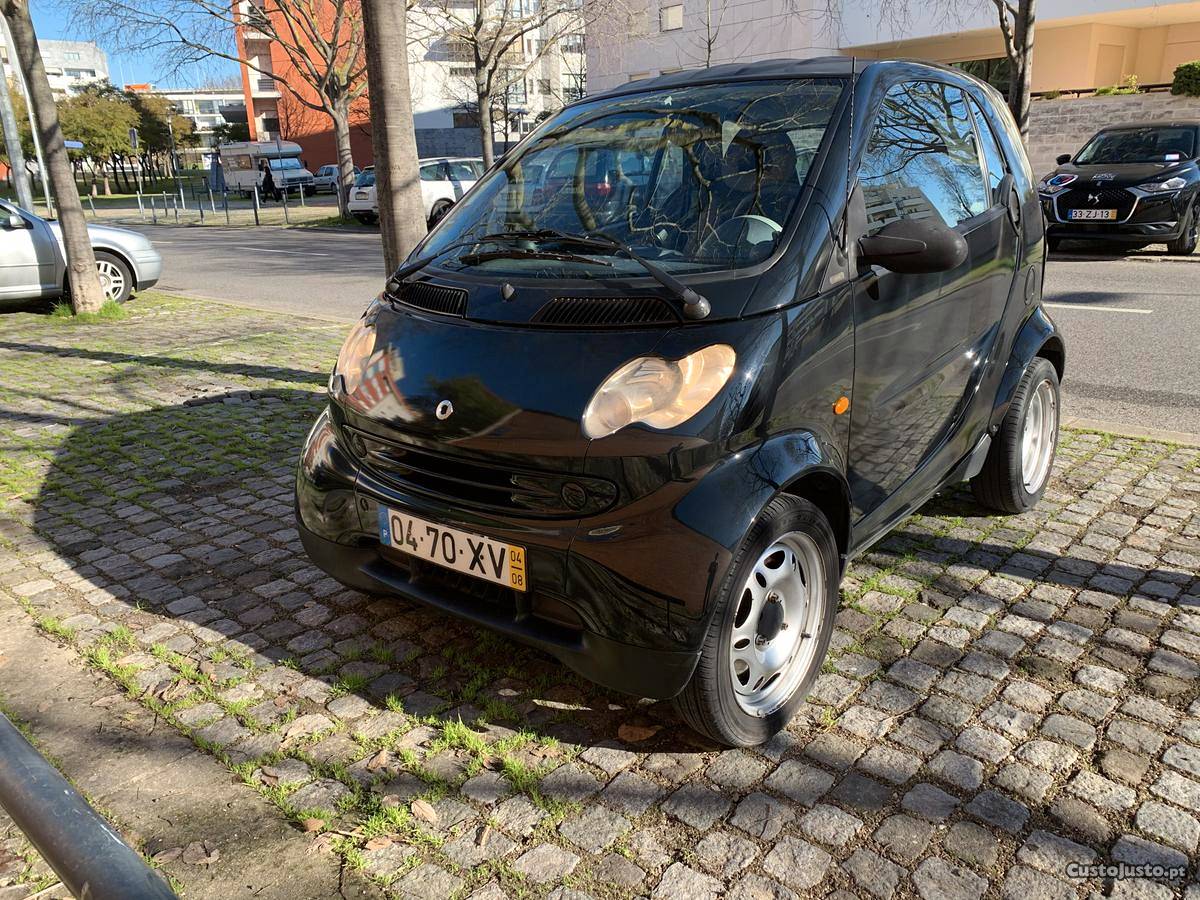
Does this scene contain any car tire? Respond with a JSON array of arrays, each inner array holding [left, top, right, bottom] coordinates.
[[1166, 205, 1198, 255], [428, 200, 453, 229], [971, 356, 1060, 514], [94, 250, 134, 303], [674, 494, 839, 747], [354, 214, 377, 226]]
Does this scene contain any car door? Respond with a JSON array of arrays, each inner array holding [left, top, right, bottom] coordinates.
[[419, 162, 447, 216], [847, 79, 1007, 521], [0, 203, 57, 300]]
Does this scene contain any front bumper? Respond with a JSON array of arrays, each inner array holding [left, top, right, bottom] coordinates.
[[295, 408, 710, 699], [131, 248, 162, 291], [1042, 189, 1189, 243]]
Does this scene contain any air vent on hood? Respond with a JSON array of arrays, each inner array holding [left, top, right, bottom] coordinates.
[[533, 296, 680, 327], [390, 281, 468, 317]]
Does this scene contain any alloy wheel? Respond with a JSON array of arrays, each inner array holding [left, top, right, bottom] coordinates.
[[95, 259, 125, 302], [728, 531, 826, 716], [1020, 378, 1057, 493]]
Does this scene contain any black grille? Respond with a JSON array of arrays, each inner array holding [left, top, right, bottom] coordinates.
[[389, 281, 467, 317], [1057, 186, 1136, 219], [534, 296, 679, 327], [349, 427, 617, 518]]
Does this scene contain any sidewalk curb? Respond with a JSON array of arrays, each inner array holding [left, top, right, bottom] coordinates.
[[1062, 415, 1200, 447]]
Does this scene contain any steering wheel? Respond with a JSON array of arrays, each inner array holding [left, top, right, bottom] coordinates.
[[695, 214, 782, 261]]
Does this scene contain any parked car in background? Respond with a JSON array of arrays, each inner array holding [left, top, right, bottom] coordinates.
[[218, 140, 316, 197], [344, 158, 486, 227], [313, 164, 362, 194], [1039, 121, 1200, 254], [347, 167, 377, 225], [297, 59, 1065, 747], [0, 200, 161, 306]]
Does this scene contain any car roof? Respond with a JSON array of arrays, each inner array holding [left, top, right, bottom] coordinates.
[[579, 56, 986, 105], [1093, 121, 1200, 131]]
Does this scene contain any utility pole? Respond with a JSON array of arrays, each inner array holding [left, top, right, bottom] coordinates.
[[0, 67, 31, 209]]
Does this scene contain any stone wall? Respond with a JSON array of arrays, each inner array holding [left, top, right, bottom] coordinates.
[[413, 127, 509, 161], [1026, 91, 1200, 177]]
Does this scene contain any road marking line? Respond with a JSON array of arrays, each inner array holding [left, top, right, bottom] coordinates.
[[1045, 303, 1152, 315], [237, 246, 330, 257]]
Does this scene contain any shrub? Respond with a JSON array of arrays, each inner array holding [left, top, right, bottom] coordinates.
[[1041, 90, 1061, 100], [1172, 60, 1200, 96]]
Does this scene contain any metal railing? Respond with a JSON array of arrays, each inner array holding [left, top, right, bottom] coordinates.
[[0, 713, 178, 900]]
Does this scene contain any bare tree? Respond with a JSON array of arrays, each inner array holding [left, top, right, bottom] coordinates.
[[807, 0, 1037, 141], [681, 0, 745, 68], [411, 0, 623, 167], [361, 0, 428, 272], [1, 0, 105, 313], [75, 0, 368, 214]]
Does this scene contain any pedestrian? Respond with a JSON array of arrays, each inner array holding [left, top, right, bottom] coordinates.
[[259, 160, 279, 204]]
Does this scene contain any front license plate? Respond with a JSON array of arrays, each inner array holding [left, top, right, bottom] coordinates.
[[379, 507, 527, 591], [1069, 208, 1117, 220]]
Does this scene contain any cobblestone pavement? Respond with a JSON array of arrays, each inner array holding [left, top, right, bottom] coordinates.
[[0, 293, 1198, 899]]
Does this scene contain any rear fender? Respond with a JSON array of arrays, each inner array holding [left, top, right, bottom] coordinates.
[[991, 305, 1066, 427]]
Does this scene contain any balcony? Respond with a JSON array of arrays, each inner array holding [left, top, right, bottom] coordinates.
[[251, 76, 280, 97]]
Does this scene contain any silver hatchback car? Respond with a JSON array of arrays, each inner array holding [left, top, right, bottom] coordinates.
[[0, 200, 162, 307]]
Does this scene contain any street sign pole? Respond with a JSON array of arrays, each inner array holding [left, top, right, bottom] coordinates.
[[0, 16, 49, 212], [0, 59, 32, 210]]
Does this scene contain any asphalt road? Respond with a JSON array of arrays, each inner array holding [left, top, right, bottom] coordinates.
[[130, 223, 1200, 439]]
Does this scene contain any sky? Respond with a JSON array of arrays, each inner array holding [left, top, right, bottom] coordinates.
[[30, 0, 241, 89]]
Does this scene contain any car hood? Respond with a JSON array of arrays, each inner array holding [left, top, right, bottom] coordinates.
[[47, 220, 154, 250], [1044, 160, 1196, 187]]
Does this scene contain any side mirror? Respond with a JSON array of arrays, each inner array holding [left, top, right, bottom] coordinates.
[[4, 214, 28, 230], [857, 218, 968, 275], [1056, 153, 1072, 165]]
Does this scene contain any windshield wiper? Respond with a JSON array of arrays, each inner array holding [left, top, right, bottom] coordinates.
[[384, 231, 564, 291], [500, 228, 711, 320], [457, 248, 613, 267]]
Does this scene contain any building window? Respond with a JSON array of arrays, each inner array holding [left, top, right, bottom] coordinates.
[[453, 110, 479, 128], [446, 40, 473, 62], [951, 57, 1011, 99], [261, 117, 280, 134], [561, 33, 584, 54], [660, 4, 682, 31], [538, 79, 552, 96], [64, 51, 81, 61], [450, 67, 474, 77], [65, 69, 96, 80], [628, 72, 650, 82]]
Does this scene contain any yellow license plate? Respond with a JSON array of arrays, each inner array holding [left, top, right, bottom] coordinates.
[[1068, 209, 1117, 221], [379, 507, 526, 591]]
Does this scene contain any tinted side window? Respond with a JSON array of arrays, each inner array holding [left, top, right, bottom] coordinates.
[[969, 96, 1008, 204], [858, 81, 988, 233]]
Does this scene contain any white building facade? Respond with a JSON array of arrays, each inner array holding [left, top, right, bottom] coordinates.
[[0, 39, 110, 96], [148, 88, 247, 149], [587, 0, 1200, 95]]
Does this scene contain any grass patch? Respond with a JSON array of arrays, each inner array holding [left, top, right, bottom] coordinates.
[[48, 299, 128, 322]]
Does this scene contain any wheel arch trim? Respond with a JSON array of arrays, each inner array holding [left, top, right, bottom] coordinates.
[[992, 306, 1066, 427]]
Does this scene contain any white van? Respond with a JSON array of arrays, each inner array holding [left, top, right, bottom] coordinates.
[[218, 141, 315, 196]]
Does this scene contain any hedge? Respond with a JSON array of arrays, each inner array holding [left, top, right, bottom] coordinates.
[[1172, 61, 1200, 96]]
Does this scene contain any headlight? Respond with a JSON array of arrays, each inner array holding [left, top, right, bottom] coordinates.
[[1038, 173, 1076, 194], [1140, 176, 1186, 192], [331, 318, 376, 396], [581, 344, 736, 439]]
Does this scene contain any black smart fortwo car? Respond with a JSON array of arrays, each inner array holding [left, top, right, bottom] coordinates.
[[297, 58, 1065, 746], [1040, 121, 1200, 253]]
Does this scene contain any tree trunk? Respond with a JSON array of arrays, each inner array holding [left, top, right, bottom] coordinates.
[[361, 0, 429, 273], [1008, 0, 1036, 142], [330, 100, 355, 218], [476, 83, 494, 168], [1, 0, 104, 313]]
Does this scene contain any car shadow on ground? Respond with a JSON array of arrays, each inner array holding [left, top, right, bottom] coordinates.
[[13, 380, 1199, 894]]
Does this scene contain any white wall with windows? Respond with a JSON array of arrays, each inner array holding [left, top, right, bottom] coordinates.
[[0, 39, 110, 97]]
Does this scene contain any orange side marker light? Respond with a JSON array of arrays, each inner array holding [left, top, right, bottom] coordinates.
[[833, 396, 850, 415]]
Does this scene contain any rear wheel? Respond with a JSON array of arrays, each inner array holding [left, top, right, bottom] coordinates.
[[971, 356, 1060, 514], [674, 495, 838, 747], [94, 250, 133, 303], [1167, 205, 1197, 255], [354, 213, 377, 226]]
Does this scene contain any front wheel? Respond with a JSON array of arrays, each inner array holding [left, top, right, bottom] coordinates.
[[94, 250, 133, 303], [674, 495, 838, 747], [971, 356, 1060, 514], [1166, 205, 1197, 255]]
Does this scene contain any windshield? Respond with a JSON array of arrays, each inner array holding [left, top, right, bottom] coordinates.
[[356, 170, 375, 187], [422, 78, 844, 277], [269, 158, 302, 170], [1075, 127, 1196, 164]]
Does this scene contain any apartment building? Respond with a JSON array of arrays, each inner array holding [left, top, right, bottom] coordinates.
[[0, 39, 109, 97], [127, 85, 248, 150], [587, 0, 1200, 95], [233, 0, 586, 167]]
